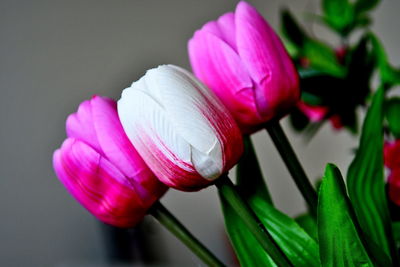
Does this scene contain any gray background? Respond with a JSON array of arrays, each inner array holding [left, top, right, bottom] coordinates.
[[1, 0, 399, 266]]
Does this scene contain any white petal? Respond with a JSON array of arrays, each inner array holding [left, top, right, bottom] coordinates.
[[118, 80, 191, 171], [119, 65, 226, 180]]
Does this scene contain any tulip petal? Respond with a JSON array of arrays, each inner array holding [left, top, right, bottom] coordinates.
[[89, 96, 166, 202], [298, 102, 329, 122], [118, 84, 211, 191], [53, 138, 146, 227], [188, 30, 263, 130], [202, 12, 237, 51], [144, 66, 225, 175], [235, 1, 299, 118], [66, 100, 101, 152]]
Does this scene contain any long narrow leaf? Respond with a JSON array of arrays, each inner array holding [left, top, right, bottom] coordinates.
[[250, 198, 320, 267], [219, 196, 276, 267], [235, 137, 320, 266], [346, 87, 398, 264], [318, 164, 374, 266]]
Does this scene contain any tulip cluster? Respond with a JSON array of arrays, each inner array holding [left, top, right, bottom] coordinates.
[[52, 1, 311, 266], [384, 140, 400, 206]]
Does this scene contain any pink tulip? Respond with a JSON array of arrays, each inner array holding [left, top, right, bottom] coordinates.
[[188, 1, 300, 133], [53, 96, 167, 228], [118, 65, 243, 191]]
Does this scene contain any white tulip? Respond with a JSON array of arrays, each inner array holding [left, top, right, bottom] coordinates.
[[118, 65, 243, 191]]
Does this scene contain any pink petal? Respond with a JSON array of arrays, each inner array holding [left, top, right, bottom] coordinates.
[[137, 130, 212, 192], [297, 102, 329, 122], [66, 99, 101, 152], [188, 30, 263, 132], [384, 140, 400, 169], [53, 138, 148, 228], [388, 168, 400, 206], [202, 12, 237, 51], [235, 1, 299, 119], [91, 96, 167, 203]]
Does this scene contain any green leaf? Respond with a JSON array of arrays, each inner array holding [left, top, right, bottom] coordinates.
[[318, 164, 374, 267], [369, 33, 400, 86], [235, 136, 320, 266], [219, 196, 276, 267], [322, 0, 354, 35], [354, 0, 380, 14], [236, 136, 272, 205], [347, 87, 398, 264], [249, 197, 321, 267], [235, 146, 320, 266], [295, 213, 318, 241], [281, 9, 345, 77], [385, 97, 400, 138], [303, 40, 346, 78]]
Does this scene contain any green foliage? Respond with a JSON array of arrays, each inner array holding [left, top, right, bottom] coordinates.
[[281, 9, 345, 77], [369, 33, 400, 86], [219, 196, 276, 267], [322, 0, 354, 35], [321, 0, 380, 36], [346, 87, 398, 265], [219, 137, 321, 266], [385, 97, 400, 138], [318, 164, 374, 266], [295, 213, 318, 241], [249, 197, 320, 267]]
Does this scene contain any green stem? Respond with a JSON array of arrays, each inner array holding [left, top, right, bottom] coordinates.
[[149, 201, 226, 267], [265, 120, 318, 214], [215, 175, 293, 266]]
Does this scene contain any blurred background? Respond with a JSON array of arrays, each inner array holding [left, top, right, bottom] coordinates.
[[0, 0, 399, 266]]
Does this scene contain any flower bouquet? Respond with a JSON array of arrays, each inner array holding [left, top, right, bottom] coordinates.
[[53, 0, 400, 266]]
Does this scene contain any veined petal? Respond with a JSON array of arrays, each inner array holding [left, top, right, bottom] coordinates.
[[66, 99, 101, 152], [202, 12, 237, 51], [188, 30, 263, 131], [53, 138, 146, 228], [90, 95, 166, 202], [143, 66, 224, 174], [118, 86, 211, 191], [118, 65, 243, 189], [235, 1, 299, 118]]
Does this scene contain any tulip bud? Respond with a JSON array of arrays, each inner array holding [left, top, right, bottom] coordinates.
[[188, 1, 300, 133], [53, 96, 167, 228], [118, 65, 243, 191]]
